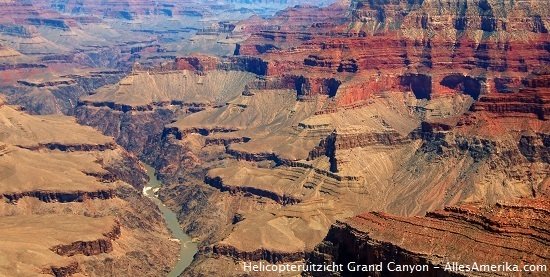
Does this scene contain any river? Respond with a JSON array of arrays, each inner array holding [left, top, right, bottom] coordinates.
[[142, 164, 198, 277]]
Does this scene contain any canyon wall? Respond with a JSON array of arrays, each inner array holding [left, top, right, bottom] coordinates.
[[0, 0, 323, 115], [308, 196, 550, 276], [64, 0, 550, 276], [0, 99, 178, 276]]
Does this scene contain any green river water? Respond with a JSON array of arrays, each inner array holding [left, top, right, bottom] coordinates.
[[143, 164, 198, 277]]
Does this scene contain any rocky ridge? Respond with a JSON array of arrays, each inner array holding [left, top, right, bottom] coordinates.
[[68, 0, 550, 276], [0, 98, 178, 276], [0, 0, 322, 115], [308, 195, 550, 276]]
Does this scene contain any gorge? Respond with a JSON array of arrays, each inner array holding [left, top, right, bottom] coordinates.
[[0, 0, 548, 276], [142, 164, 198, 276]]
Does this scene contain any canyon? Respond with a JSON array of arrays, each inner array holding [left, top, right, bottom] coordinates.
[[0, 1, 333, 276], [308, 195, 550, 276], [0, 0, 549, 276], [0, 96, 178, 276], [0, 0, 317, 115]]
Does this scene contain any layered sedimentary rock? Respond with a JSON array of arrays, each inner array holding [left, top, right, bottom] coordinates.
[[149, 79, 545, 277], [0, 0, 132, 115], [66, 1, 550, 276], [76, 70, 256, 156], [471, 67, 550, 120], [308, 196, 550, 276], [174, 2, 550, 276], [0, 0, 318, 115], [234, 0, 550, 105], [0, 99, 178, 276]]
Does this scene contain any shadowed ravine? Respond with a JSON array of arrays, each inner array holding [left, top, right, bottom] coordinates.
[[143, 164, 198, 277]]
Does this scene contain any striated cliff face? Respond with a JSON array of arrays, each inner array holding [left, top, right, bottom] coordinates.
[[471, 67, 550, 120], [135, 80, 544, 277], [234, 0, 550, 106], [12, 0, 550, 276], [64, 1, 550, 276], [49, 221, 121, 257], [0, 0, 322, 115], [75, 70, 256, 158], [0, 100, 178, 276], [308, 196, 550, 276], [169, 2, 549, 275]]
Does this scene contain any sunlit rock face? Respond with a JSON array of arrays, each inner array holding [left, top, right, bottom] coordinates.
[[142, 1, 547, 275], [308, 196, 550, 277], [0, 99, 179, 276], [0, 0, 332, 115], [236, 0, 550, 105], [0, 0, 548, 276]]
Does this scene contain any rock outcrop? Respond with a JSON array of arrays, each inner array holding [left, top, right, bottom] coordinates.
[[3, 189, 116, 204], [308, 196, 550, 276], [234, 0, 550, 106], [61, 1, 550, 276], [0, 0, 317, 115], [0, 103, 178, 276], [49, 221, 121, 257], [149, 2, 550, 275], [471, 67, 550, 120], [75, 70, 256, 157]]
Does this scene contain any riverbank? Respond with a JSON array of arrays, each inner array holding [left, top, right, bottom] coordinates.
[[143, 164, 198, 277]]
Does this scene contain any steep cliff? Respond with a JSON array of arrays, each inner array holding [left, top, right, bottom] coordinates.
[[308, 196, 550, 276], [173, 2, 549, 275], [64, 1, 550, 276], [75, 70, 256, 157], [0, 100, 178, 276], [235, 0, 550, 106]]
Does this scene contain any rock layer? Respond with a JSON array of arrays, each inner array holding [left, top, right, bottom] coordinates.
[[308, 196, 550, 276], [64, 1, 550, 276], [0, 103, 178, 276], [0, 0, 318, 115]]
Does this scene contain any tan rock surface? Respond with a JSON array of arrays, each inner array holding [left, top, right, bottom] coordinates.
[[82, 70, 256, 107], [0, 215, 117, 276], [68, 1, 550, 276], [0, 103, 113, 148], [0, 103, 178, 276]]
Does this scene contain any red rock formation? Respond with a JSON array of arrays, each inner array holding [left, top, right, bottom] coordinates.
[[234, 0, 550, 108], [308, 197, 550, 276], [67, 1, 550, 276], [471, 67, 550, 120], [174, 55, 221, 72]]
